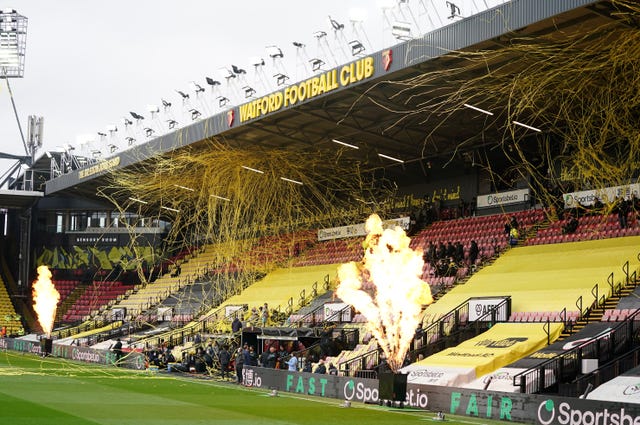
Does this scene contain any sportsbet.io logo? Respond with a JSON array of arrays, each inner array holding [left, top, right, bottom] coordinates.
[[538, 400, 556, 425], [537, 399, 640, 425]]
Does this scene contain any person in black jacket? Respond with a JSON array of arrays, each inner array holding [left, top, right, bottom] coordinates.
[[218, 345, 231, 379]]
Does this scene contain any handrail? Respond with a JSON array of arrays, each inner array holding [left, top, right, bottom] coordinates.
[[571, 344, 640, 397], [591, 284, 598, 308], [512, 308, 640, 394], [576, 296, 583, 317], [623, 260, 630, 286]]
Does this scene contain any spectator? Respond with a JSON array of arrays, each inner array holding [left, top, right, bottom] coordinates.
[[218, 345, 231, 380], [248, 346, 258, 366], [468, 240, 479, 266], [509, 227, 519, 247], [510, 215, 519, 231], [303, 356, 313, 372], [234, 347, 245, 384], [314, 359, 327, 374], [287, 352, 299, 371], [231, 316, 243, 333], [112, 338, 123, 364], [562, 214, 579, 234], [618, 197, 630, 229], [328, 363, 338, 375]]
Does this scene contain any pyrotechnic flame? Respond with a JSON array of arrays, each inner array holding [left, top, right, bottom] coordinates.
[[32, 265, 60, 337], [336, 214, 433, 373]]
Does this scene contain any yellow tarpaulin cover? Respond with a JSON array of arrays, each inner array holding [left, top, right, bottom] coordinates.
[[414, 322, 563, 377], [424, 236, 640, 318]]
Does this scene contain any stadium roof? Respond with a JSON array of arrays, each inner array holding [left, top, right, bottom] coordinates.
[[42, 0, 627, 203]]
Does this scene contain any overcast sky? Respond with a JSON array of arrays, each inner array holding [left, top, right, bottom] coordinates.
[[0, 0, 503, 183]]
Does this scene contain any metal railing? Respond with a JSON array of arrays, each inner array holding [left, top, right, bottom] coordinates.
[[512, 308, 640, 394]]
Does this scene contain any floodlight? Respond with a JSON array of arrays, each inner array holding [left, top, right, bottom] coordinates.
[[243, 86, 256, 98], [310, 58, 325, 71], [274, 73, 289, 86], [250, 57, 265, 67], [91, 150, 102, 158], [144, 127, 155, 137], [349, 40, 365, 56], [217, 96, 229, 107], [125, 137, 136, 145], [108, 144, 117, 153], [0, 9, 27, 78], [329, 16, 344, 31], [206, 77, 221, 86], [122, 117, 133, 127], [147, 104, 160, 117], [292, 41, 305, 48], [167, 119, 178, 129], [391, 21, 412, 40], [176, 90, 190, 100], [219, 67, 235, 81], [313, 31, 327, 39], [446, 1, 461, 19], [231, 64, 246, 75], [189, 109, 201, 120], [190, 82, 205, 94], [161, 98, 172, 108], [266, 45, 283, 59], [106, 124, 118, 133], [129, 111, 144, 120]]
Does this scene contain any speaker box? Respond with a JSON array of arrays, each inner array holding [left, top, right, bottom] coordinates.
[[40, 338, 52, 356], [378, 372, 407, 401]]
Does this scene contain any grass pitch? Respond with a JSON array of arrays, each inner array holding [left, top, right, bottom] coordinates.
[[0, 351, 506, 425]]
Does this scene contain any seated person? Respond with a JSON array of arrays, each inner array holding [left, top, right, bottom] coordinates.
[[562, 215, 579, 234]]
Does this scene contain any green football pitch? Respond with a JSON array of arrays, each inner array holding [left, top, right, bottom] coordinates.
[[0, 351, 507, 425]]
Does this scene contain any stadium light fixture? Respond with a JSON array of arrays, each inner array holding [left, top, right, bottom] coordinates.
[[243, 86, 256, 98], [349, 40, 365, 56], [513, 121, 541, 132], [161, 98, 172, 110], [189, 109, 201, 120], [210, 194, 230, 202], [310, 58, 325, 71], [130, 111, 144, 121], [122, 117, 133, 127], [313, 31, 327, 40], [250, 57, 265, 67], [274, 73, 289, 86], [329, 16, 344, 31], [167, 119, 178, 129], [176, 90, 190, 100], [231, 64, 246, 75], [378, 153, 405, 163], [331, 139, 359, 149], [463, 103, 493, 116], [292, 41, 305, 48], [280, 176, 303, 185], [218, 96, 230, 107], [391, 21, 412, 40], [147, 104, 160, 118], [266, 45, 283, 59], [108, 144, 118, 153], [446, 1, 462, 19], [144, 127, 155, 137], [241, 165, 264, 174], [190, 81, 205, 94], [125, 137, 136, 145], [161, 206, 180, 213], [206, 77, 221, 87]]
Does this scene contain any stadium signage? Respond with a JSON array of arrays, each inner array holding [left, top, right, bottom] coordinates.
[[477, 188, 530, 209], [78, 156, 121, 179], [238, 57, 375, 123], [468, 297, 509, 321], [536, 399, 640, 425], [563, 183, 640, 208], [450, 391, 513, 420], [244, 366, 640, 423], [2, 337, 145, 370], [317, 216, 410, 241]]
